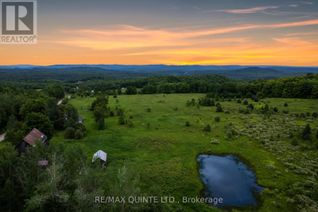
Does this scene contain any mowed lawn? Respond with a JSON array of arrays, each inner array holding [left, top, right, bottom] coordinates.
[[51, 94, 318, 211]]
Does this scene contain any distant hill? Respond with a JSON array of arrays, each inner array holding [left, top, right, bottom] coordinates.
[[0, 65, 317, 81]]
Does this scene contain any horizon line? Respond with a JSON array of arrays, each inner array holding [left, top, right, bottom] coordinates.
[[1, 64, 318, 68]]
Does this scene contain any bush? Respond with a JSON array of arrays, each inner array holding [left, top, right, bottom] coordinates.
[[127, 120, 134, 128], [185, 121, 190, 127], [302, 124, 311, 140], [312, 112, 318, 118], [97, 118, 105, 130], [214, 117, 221, 122], [186, 99, 196, 107], [284, 102, 288, 107], [216, 104, 223, 112], [291, 139, 298, 146], [239, 108, 250, 114], [203, 124, 211, 132], [64, 127, 75, 139], [146, 108, 151, 112], [74, 129, 84, 139], [225, 123, 238, 139], [243, 99, 248, 105], [198, 97, 215, 106], [247, 104, 254, 110], [118, 115, 126, 125]]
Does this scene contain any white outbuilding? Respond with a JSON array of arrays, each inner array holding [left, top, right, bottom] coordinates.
[[92, 150, 107, 163]]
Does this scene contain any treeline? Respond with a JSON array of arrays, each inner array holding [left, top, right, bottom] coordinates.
[[73, 74, 318, 99], [1, 73, 318, 99]]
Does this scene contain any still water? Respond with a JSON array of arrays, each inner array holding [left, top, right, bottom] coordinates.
[[198, 154, 263, 208]]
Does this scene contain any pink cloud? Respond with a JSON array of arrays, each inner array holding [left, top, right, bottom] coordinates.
[[219, 6, 279, 14]]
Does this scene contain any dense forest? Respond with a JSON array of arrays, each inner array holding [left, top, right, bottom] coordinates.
[[73, 74, 318, 99]]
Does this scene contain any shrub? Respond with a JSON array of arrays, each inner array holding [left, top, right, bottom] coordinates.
[[291, 139, 298, 146], [239, 108, 250, 114], [97, 118, 105, 130], [64, 127, 75, 139], [203, 124, 211, 132], [118, 115, 126, 125], [312, 112, 318, 118], [216, 104, 223, 112], [185, 121, 190, 127], [237, 99, 242, 104], [146, 108, 151, 112], [284, 102, 288, 107], [251, 95, 259, 102], [186, 99, 196, 107], [198, 97, 215, 106], [247, 104, 254, 110], [302, 124, 311, 140], [127, 120, 134, 128], [273, 107, 278, 112], [243, 99, 248, 105], [109, 111, 115, 117], [214, 117, 221, 122], [74, 129, 84, 139], [225, 123, 238, 139]]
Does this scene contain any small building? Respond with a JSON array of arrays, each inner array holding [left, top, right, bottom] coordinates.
[[23, 128, 48, 146], [92, 150, 107, 166], [16, 128, 48, 153], [38, 160, 49, 168]]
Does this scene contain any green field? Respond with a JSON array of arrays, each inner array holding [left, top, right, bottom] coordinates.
[[51, 94, 318, 211]]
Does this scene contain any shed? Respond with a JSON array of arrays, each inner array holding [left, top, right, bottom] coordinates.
[[92, 150, 107, 163], [38, 160, 49, 168]]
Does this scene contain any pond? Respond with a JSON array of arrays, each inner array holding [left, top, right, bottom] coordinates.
[[197, 154, 263, 208]]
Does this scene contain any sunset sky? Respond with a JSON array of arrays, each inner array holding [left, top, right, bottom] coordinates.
[[1, 0, 318, 66]]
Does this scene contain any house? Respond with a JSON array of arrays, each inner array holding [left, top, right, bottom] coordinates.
[[92, 150, 107, 166], [16, 128, 48, 153], [23, 128, 48, 146]]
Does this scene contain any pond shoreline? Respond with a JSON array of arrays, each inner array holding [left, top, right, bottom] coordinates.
[[196, 152, 264, 210]]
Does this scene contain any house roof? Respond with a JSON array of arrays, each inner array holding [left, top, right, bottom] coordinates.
[[23, 128, 47, 146]]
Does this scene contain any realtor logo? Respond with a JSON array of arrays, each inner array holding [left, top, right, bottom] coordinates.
[[1, 0, 37, 44]]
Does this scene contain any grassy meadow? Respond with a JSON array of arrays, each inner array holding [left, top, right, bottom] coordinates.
[[51, 94, 318, 211]]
